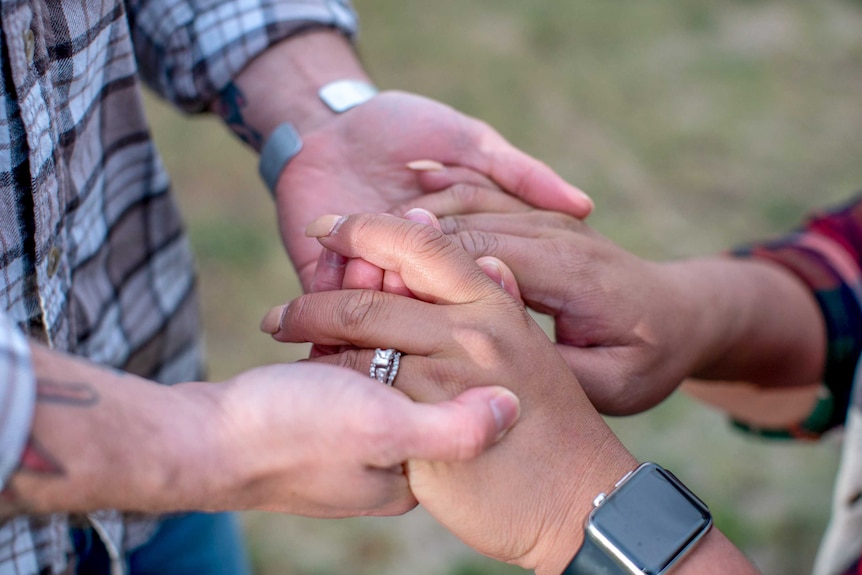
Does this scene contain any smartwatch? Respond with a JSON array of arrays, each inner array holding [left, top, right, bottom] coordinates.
[[564, 462, 712, 575]]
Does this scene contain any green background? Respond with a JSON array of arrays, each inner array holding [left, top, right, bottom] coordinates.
[[144, 1, 862, 573]]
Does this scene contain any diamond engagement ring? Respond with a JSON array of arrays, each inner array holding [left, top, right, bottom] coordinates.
[[370, 348, 402, 386]]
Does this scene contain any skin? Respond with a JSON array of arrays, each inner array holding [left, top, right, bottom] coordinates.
[[262, 212, 760, 575], [377, 177, 827, 420], [0, 344, 519, 519], [213, 29, 593, 290]]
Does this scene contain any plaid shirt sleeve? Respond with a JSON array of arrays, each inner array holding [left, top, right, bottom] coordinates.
[[732, 193, 862, 436], [126, 0, 359, 112], [0, 313, 35, 491]]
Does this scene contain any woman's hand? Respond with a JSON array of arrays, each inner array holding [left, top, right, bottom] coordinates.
[[262, 213, 636, 572]]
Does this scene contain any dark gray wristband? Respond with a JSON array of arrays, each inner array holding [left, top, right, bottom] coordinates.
[[258, 122, 303, 195]]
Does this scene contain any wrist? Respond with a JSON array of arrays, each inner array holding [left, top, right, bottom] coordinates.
[[658, 258, 739, 378], [528, 435, 637, 575], [667, 256, 825, 386], [137, 381, 229, 512], [232, 29, 372, 141]]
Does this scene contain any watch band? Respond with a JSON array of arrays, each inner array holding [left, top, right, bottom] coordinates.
[[258, 122, 303, 195], [258, 80, 377, 195], [563, 536, 625, 575], [318, 79, 378, 113]]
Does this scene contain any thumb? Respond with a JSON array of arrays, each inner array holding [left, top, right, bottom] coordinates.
[[398, 386, 521, 462], [476, 256, 523, 303], [467, 131, 594, 218]]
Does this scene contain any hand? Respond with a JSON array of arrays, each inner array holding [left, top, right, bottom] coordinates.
[[416, 210, 686, 415], [436, 209, 826, 415], [273, 90, 593, 289], [262, 213, 637, 572], [198, 361, 520, 518]]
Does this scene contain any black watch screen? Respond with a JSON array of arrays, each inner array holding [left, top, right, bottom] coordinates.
[[588, 464, 712, 574]]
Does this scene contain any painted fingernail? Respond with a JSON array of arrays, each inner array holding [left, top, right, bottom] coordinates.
[[306, 215, 345, 238], [489, 388, 521, 441], [406, 160, 445, 172], [403, 208, 437, 226], [260, 305, 288, 335]]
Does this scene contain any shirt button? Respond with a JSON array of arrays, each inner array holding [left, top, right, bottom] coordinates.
[[47, 246, 61, 277], [23, 29, 35, 65]]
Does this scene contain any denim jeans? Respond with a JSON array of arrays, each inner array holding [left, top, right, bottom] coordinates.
[[71, 512, 252, 575]]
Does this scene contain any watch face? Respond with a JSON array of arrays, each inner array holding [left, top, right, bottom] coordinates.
[[589, 465, 712, 574]]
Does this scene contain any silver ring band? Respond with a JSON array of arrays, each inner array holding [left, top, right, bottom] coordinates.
[[370, 348, 402, 386]]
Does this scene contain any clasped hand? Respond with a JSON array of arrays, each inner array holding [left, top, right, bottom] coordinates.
[[263, 212, 635, 571]]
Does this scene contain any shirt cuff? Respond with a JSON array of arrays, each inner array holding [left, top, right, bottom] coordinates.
[[731, 194, 862, 435], [0, 313, 36, 490], [134, 0, 359, 112]]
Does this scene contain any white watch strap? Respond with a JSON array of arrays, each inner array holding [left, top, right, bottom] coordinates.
[[258, 122, 303, 194], [318, 79, 378, 113]]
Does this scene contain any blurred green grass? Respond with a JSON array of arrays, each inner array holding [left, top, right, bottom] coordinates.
[[144, 1, 862, 573]]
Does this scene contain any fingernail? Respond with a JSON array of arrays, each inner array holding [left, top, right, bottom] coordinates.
[[306, 214, 345, 238], [406, 159, 445, 172], [575, 188, 595, 210], [403, 208, 436, 226], [477, 258, 504, 289], [260, 305, 288, 335], [489, 388, 521, 441]]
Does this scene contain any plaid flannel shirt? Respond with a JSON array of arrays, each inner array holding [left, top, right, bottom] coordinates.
[[734, 194, 862, 575], [0, 0, 356, 573]]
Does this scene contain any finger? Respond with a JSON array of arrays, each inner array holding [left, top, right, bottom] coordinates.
[[391, 184, 533, 218], [406, 161, 500, 193], [305, 213, 501, 305], [263, 290, 454, 354], [452, 120, 593, 218], [439, 210, 585, 238], [476, 256, 523, 303], [395, 385, 521, 461], [380, 208, 446, 297], [309, 248, 348, 293], [342, 258, 384, 291]]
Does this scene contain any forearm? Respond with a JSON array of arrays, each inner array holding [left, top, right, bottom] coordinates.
[[664, 256, 825, 388], [0, 342, 226, 515], [212, 29, 370, 150], [529, 435, 758, 575]]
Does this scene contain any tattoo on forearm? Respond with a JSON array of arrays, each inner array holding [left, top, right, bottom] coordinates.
[[36, 379, 99, 407], [18, 437, 65, 476], [0, 438, 66, 515], [213, 82, 264, 151], [0, 380, 97, 513]]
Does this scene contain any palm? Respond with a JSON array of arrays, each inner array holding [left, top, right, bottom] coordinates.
[[273, 91, 590, 290]]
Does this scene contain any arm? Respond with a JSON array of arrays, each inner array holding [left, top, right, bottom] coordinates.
[[415, 209, 823, 415], [229, 29, 592, 288], [0, 334, 517, 518], [128, 0, 592, 289], [264, 212, 759, 574]]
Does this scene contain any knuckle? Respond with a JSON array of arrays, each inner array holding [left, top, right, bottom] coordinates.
[[399, 224, 463, 265], [453, 229, 498, 258], [335, 290, 384, 335], [447, 183, 483, 209]]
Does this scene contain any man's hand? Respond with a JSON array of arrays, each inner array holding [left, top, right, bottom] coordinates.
[[275, 90, 592, 289], [5, 343, 519, 519], [203, 362, 520, 517]]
